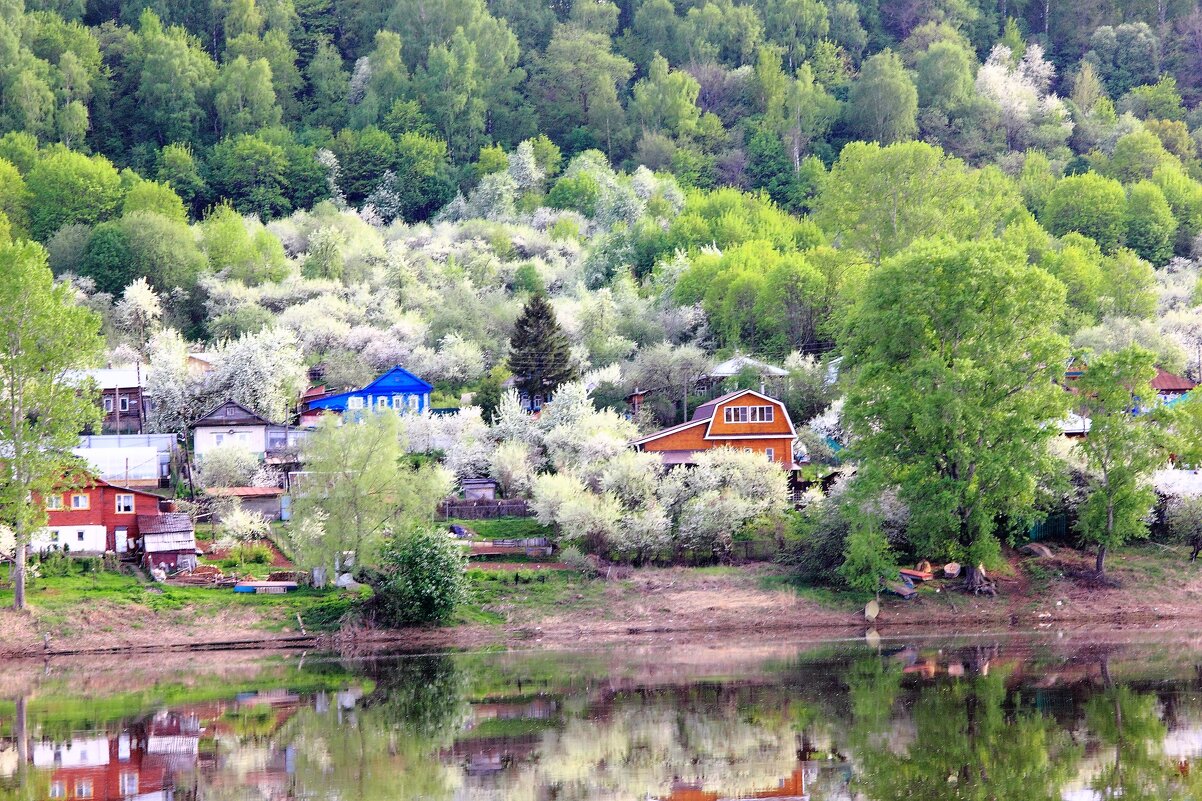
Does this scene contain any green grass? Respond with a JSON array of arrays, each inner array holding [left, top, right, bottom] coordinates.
[[448, 517, 554, 541], [459, 568, 603, 626], [0, 566, 355, 635]]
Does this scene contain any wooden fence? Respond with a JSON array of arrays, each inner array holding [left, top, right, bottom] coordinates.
[[440, 499, 532, 520]]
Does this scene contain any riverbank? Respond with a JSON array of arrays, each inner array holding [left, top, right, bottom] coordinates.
[[1, 543, 1200, 658]]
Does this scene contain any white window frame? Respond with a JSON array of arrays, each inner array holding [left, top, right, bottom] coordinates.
[[765, 448, 775, 462], [115, 494, 134, 514], [75, 778, 93, 799], [71, 493, 89, 510], [408, 394, 419, 410], [347, 396, 365, 410], [119, 773, 138, 795], [393, 394, 403, 408], [750, 405, 775, 423], [724, 406, 749, 424], [119, 395, 130, 412], [103, 397, 113, 413], [45, 494, 63, 511], [49, 782, 65, 799], [76, 530, 86, 542], [376, 396, 390, 409]]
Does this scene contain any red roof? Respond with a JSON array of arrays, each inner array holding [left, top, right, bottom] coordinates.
[[205, 486, 284, 497], [1152, 368, 1196, 392]]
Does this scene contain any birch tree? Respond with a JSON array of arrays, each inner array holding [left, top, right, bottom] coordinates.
[[0, 241, 104, 609]]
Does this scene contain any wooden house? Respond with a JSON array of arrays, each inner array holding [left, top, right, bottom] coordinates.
[[139, 513, 199, 572], [71, 366, 152, 434], [631, 389, 799, 468], [34, 478, 166, 555], [305, 366, 433, 419], [1153, 368, 1196, 401]]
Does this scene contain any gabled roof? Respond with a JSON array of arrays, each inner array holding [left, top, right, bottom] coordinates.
[[1152, 368, 1196, 393], [706, 355, 788, 379], [194, 400, 271, 428], [631, 389, 797, 447], [308, 366, 432, 411], [364, 366, 433, 393]]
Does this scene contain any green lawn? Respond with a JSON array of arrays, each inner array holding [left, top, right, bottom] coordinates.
[[0, 566, 355, 635], [447, 517, 554, 541]]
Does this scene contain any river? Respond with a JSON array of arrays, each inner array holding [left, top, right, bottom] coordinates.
[[2, 631, 1202, 799]]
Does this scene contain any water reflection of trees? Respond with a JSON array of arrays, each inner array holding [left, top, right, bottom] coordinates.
[[286, 655, 470, 801], [849, 657, 1081, 801]]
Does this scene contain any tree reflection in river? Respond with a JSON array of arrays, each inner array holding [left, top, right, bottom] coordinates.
[[9, 637, 1202, 800]]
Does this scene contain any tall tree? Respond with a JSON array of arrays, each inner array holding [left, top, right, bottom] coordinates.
[[292, 412, 450, 577], [0, 240, 103, 610], [840, 238, 1069, 592], [844, 49, 917, 144], [1074, 347, 1166, 577], [507, 294, 577, 403]]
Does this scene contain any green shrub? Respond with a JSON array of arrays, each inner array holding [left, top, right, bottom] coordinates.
[[558, 545, 595, 577], [372, 528, 468, 626], [225, 542, 272, 566]]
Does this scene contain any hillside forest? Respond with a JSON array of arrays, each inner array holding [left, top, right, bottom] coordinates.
[[5, 0, 1202, 586]]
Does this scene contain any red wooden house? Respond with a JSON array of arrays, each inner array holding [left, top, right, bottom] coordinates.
[[630, 389, 799, 468], [34, 478, 166, 555]]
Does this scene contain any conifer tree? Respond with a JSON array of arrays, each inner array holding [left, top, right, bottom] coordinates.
[[507, 294, 576, 402]]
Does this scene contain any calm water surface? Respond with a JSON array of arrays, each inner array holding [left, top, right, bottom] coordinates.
[[3, 633, 1202, 799]]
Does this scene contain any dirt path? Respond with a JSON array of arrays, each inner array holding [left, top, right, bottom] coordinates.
[[4, 547, 1202, 658]]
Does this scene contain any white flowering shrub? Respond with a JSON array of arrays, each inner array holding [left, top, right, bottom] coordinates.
[[441, 407, 495, 479], [489, 439, 537, 498], [198, 444, 260, 488], [220, 505, 271, 545]]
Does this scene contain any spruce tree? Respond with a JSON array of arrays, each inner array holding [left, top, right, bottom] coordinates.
[[507, 294, 576, 401]]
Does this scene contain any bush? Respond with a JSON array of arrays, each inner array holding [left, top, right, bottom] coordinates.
[[372, 528, 468, 626], [558, 544, 596, 577], [223, 542, 273, 566]]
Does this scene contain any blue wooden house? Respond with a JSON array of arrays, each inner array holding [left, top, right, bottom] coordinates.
[[307, 366, 433, 417]]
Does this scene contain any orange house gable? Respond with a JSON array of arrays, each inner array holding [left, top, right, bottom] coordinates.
[[631, 389, 797, 468]]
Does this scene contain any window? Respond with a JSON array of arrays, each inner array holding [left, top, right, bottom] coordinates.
[[75, 779, 93, 799], [750, 405, 775, 423], [118, 396, 129, 412], [765, 448, 775, 462], [214, 433, 224, 445], [103, 397, 113, 413], [532, 394, 543, 411], [45, 494, 63, 511], [76, 530, 85, 542], [348, 396, 365, 410], [724, 406, 749, 424], [376, 396, 390, 409], [49, 530, 60, 543], [71, 493, 89, 510], [115, 494, 134, 513], [49, 782, 65, 799], [393, 394, 403, 408], [119, 773, 138, 795], [408, 394, 419, 410]]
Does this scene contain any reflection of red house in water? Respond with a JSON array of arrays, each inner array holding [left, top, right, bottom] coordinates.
[[33, 732, 170, 801]]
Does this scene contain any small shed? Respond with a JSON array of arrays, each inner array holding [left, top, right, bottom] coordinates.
[[206, 486, 287, 521], [139, 513, 199, 572], [460, 478, 498, 501]]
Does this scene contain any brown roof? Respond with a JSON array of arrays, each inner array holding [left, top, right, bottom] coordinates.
[[1152, 368, 1196, 392], [137, 513, 194, 535], [205, 486, 285, 497]]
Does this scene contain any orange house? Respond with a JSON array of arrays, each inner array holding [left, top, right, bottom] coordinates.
[[631, 389, 798, 468]]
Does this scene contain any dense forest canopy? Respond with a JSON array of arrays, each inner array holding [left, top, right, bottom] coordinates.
[[1, 0, 1202, 407]]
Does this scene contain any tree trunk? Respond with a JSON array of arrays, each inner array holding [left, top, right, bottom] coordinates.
[[13, 520, 25, 611], [1096, 543, 1107, 576], [963, 564, 996, 595]]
